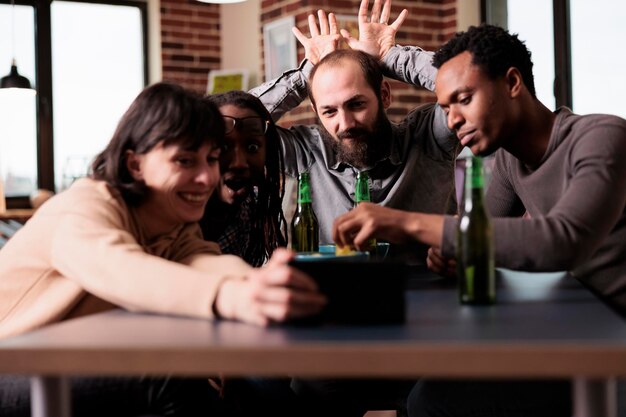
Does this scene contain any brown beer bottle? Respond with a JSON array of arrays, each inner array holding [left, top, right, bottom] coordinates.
[[456, 157, 495, 305]]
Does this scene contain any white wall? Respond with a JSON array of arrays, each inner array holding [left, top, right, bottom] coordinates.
[[147, 0, 162, 83], [221, 0, 261, 88], [457, 0, 481, 31]]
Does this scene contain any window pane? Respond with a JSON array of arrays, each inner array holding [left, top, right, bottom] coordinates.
[[507, 0, 556, 110], [571, 0, 626, 118], [51, 1, 144, 191], [0, 4, 37, 197]]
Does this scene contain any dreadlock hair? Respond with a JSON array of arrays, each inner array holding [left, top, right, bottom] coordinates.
[[204, 90, 287, 266], [433, 24, 537, 98], [91, 82, 225, 206]]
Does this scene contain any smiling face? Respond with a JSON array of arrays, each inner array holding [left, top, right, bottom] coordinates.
[[127, 141, 221, 234], [311, 60, 390, 168], [217, 104, 267, 205], [435, 51, 514, 156]]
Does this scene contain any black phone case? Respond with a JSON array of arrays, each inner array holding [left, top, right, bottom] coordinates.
[[288, 259, 408, 325]]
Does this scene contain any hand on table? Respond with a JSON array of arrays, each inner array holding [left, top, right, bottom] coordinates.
[[333, 202, 418, 251], [215, 248, 327, 326], [427, 247, 457, 278], [333, 202, 445, 251]]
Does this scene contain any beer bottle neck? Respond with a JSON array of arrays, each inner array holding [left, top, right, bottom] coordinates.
[[463, 157, 485, 209], [355, 172, 371, 203], [463, 158, 484, 190], [297, 174, 313, 204]]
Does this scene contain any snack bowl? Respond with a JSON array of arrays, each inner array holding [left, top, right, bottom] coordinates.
[[294, 250, 369, 262], [319, 242, 391, 259]]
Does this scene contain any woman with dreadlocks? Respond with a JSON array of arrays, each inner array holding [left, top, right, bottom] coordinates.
[[200, 90, 287, 266], [198, 91, 305, 417]]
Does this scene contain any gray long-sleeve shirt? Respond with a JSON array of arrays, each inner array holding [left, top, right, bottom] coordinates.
[[442, 108, 626, 309], [251, 46, 459, 247]]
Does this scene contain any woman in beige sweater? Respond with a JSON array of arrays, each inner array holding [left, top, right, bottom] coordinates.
[[0, 82, 325, 417]]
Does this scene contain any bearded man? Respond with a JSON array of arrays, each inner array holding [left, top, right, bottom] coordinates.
[[251, 4, 459, 258]]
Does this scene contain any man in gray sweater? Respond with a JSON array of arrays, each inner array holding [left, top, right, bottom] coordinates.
[[245, 1, 459, 416], [335, 24, 626, 312], [334, 24, 626, 417], [251, 1, 459, 262]]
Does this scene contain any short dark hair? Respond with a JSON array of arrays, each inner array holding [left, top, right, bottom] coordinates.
[[203, 90, 287, 265], [308, 49, 384, 109], [91, 82, 225, 206], [433, 24, 536, 97]]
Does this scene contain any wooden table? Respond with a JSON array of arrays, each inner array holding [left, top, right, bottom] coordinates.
[[1, 269, 625, 417]]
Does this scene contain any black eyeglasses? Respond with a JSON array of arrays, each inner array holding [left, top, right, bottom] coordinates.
[[222, 116, 269, 136]]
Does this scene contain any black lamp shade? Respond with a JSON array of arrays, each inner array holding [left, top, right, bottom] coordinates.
[[0, 63, 33, 89]]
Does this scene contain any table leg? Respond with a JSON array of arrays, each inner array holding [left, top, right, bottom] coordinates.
[[31, 376, 71, 417], [573, 377, 616, 417]]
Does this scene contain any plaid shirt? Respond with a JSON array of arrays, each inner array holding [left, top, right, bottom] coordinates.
[[216, 196, 255, 264], [201, 194, 269, 267]]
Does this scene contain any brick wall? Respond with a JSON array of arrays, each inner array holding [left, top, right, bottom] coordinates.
[[158, 0, 457, 123], [261, 0, 457, 125], [160, 0, 222, 94]]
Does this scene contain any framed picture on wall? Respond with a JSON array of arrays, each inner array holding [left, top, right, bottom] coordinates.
[[263, 16, 297, 81], [207, 69, 250, 94], [335, 14, 359, 42]]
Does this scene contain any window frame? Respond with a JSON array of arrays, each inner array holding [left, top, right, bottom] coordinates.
[[2, 0, 148, 208], [481, 0, 573, 109]]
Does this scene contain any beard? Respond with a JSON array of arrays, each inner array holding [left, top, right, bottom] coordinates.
[[320, 106, 392, 169]]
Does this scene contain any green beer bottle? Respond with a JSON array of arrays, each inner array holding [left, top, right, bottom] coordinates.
[[354, 171, 376, 254], [456, 157, 496, 305], [291, 172, 319, 252]]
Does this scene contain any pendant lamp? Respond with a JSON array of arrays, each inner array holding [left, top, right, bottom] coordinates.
[[1, 59, 33, 89], [0, 0, 35, 93]]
